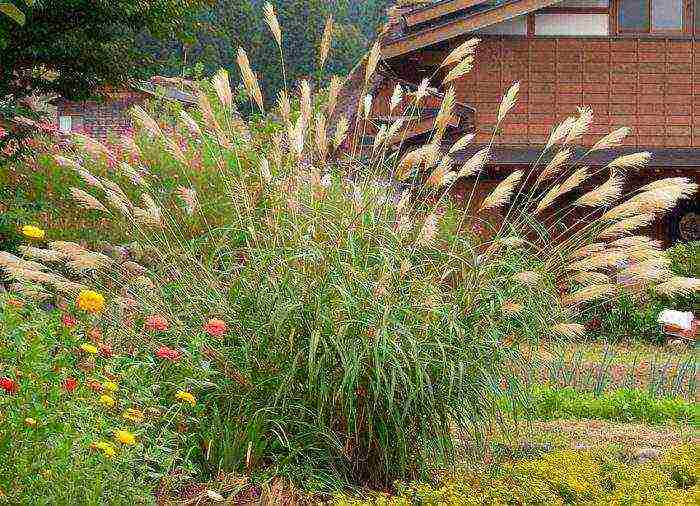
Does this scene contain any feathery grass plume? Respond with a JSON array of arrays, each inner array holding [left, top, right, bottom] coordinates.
[[569, 242, 606, 260], [448, 133, 475, 154], [0, 252, 47, 272], [433, 87, 455, 141], [426, 157, 452, 188], [536, 167, 589, 213], [326, 75, 343, 117], [537, 148, 571, 182], [606, 151, 651, 171], [513, 271, 540, 286], [66, 251, 113, 272], [106, 190, 132, 217], [259, 158, 272, 184], [3, 266, 62, 285], [365, 41, 382, 85], [500, 236, 526, 248], [440, 37, 480, 67], [176, 187, 198, 216], [236, 48, 264, 111], [179, 110, 202, 138], [363, 94, 373, 121], [73, 133, 110, 158], [263, 2, 282, 48], [598, 213, 656, 240], [501, 300, 524, 315], [590, 126, 630, 151], [119, 162, 147, 187], [653, 277, 700, 297], [300, 80, 312, 125], [48, 241, 86, 257], [386, 117, 405, 143], [566, 106, 593, 144], [620, 257, 671, 283], [164, 137, 188, 165], [497, 82, 519, 123], [574, 175, 625, 207], [74, 168, 103, 188], [601, 180, 698, 221], [395, 189, 411, 217], [131, 105, 162, 137], [566, 248, 628, 271], [389, 83, 403, 113], [442, 56, 474, 85], [638, 177, 694, 193], [213, 69, 232, 108], [457, 147, 489, 179], [417, 214, 439, 246], [276, 90, 291, 124], [610, 236, 660, 249], [18, 246, 67, 263], [69, 187, 108, 212], [480, 170, 523, 211], [569, 271, 610, 285], [372, 124, 386, 154], [562, 283, 616, 306], [319, 15, 334, 71], [545, 116, 576, 151], [414, 78, 429, 103], [551, 323, 586, 338], [8, 283, 51, 301], [53, 154, 81, 170], [289, 116, 306, 159], [197, 92, 231, 148], [332, 116, 349, 149], [315, 112, 328, 161]]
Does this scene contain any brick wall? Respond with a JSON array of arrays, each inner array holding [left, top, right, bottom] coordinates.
[[56, 91, 147, 139], [450, 36, 700, 148]]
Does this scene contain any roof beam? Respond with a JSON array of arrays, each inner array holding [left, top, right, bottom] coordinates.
[[405, 0, 490, 28], [383, 0, 561, 59]]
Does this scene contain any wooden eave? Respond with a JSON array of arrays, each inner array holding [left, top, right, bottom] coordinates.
[[383, 0, 561, 59], [405, 0, 491, 28]]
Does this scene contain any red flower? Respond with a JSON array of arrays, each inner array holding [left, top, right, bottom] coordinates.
[[88, 327, 102, 342], [145, 315, 169, 332], [63, 377, 78, 392], [98, 343, 113, 358], [203, 319, 227, 337], [0, 377, 18, 394], [87, 380, 103, 392], [155, 346, 181, 361], [61, 314, 78, 328]]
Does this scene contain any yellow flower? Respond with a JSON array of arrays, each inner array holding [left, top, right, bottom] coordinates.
[[76, 290, 105, 313], [122, 408, 144, 423], [80, 343, 99, 354], [24, 417, 37, 427], [114, 429, 136, 445], [102, 381, 118, 392], [91, 441, 117, 457], [99, 394, 116, 408], [21, 225, 45, 240], [175, 390, 196, 406]]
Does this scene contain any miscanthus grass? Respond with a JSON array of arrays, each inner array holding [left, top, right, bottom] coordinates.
[[3, 6, 699, 490]]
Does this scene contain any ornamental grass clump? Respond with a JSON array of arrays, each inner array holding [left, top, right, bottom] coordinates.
[[3, 5, 699, 488]]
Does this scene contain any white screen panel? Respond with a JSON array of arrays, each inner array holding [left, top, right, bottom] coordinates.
[[477, 14, 527, 35], [535, 13, 609, 35]]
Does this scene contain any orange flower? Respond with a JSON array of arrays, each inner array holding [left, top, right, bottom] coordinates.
[[145, 315, 169, 332], [203, 318, 227, 337]]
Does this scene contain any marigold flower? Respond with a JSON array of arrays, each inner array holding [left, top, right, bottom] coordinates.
[[91, 441, 117, 457], [80, 343, 98, 354], [114, 429, 136, 445], [24, 417, 37, 427], [155, 346, 181, 361], [203, 318, 227, 337], [145, 314, 169, 332], [99, 394, 116, 408], [175, 390, 196, 406], [102, 381, 118, 392], [0, 377, 18, 394], [61, 314, 78, 328], [63, 377, 78, 392], [21, 225, 45, 240], [76, 290, 105, 313], [7, 298, 24, 308], [122, 408, 144, 423]]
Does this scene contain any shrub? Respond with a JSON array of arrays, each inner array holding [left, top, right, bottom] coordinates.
[[2, 12, 699, 490]]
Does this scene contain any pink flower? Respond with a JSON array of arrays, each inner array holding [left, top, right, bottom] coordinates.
[[203, 319, 227, 337], [63, 377, 78, 392], [0, 126, 8, 139], [155, 346, 181, 361], [62, 314, 78, 328], [145, 315, 169, 332], [99, 344, 113, 358]]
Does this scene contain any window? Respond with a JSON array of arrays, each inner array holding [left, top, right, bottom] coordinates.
[[58, 116, 72, 133], [618, 0, 684, 32]]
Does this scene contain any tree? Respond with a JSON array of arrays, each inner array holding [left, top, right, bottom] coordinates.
[[0, 0, 212, 102]]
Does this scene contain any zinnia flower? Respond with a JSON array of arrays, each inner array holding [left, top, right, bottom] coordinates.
[[63, 377, 78, 392], [20, 225, 45, 240], [80, 343, 98, 354], [155, 346, 181, 361], [87, 327, 102, 341], [0, 377, 18, 394], [91, 441, 117, 457], [114, 429, 136, 445], [203, 318, 227, 337], [76, 290, 105, 313], [99, 394, 116, 408], [102, 381, 118, 392], [145, 314, 169, 332], [122, 408, 144, 423], [175, 390, 196, 406], [61, 314, 78, 328]]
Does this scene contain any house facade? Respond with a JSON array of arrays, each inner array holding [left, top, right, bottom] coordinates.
[[345, 0, 699, 243]]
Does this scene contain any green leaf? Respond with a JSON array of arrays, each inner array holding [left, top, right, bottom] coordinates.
[[0, 2, 25, 25]]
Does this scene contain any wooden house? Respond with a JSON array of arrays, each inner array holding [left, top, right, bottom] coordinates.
[[338, 0, 700, 244]]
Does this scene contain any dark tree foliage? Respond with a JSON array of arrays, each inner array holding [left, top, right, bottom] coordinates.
[[0, 0, 213, 101]]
